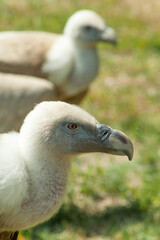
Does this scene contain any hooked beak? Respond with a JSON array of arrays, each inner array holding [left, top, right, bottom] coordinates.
[[96, 124, 133, 160], [99, 26, 117, 45]]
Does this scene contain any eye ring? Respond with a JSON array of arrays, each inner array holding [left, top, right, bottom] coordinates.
[[67, 123, 78, 131]]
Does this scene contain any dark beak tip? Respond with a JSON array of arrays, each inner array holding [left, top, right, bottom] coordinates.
[[109, 37, 118, 46], [104, 38, 118, 46], [128, 156, 133, 161], [125, 145, 134, 161]]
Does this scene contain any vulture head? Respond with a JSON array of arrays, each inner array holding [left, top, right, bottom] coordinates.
[[64, 10, 117, 46], [20, 101, 133, 160]]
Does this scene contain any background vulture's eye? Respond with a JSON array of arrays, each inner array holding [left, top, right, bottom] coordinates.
[[84, 26, 92, 31], [67, 123, 78, 130]]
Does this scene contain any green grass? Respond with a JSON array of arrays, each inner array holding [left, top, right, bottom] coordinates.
[[1, 0, 160, 239]]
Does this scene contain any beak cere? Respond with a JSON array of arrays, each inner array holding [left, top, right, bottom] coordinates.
[[100, 26, 117, 45], [96, 124, 134, 160]]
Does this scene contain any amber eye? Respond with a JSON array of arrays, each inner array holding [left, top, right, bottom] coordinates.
[[67, 123, 78, 130]]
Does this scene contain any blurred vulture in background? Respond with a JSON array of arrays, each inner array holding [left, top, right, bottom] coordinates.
[[0, 10, 116, 99], [0, 10, 116, 127], [0, 73, 55, 133], [0, 10, 117, 133]]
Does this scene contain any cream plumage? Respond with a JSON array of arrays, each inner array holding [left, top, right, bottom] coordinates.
[[0, 73, 55, 133], [0, 101, 133, 239], [0, 10, 116, 102]]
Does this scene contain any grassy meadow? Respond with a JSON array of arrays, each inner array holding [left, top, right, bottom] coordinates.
[[1, 0, 160, 239]]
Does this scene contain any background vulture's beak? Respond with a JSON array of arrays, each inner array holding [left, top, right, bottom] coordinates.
[[99, 26, 117, 45]]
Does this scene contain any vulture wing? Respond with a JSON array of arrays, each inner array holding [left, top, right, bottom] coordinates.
[[0, 73, 55, 133], [0, 31, 58, 78]]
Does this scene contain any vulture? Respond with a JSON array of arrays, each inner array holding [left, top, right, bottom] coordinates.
[[0, 9, 117, 102], [0, 73, 55, 133], [0, 101, 133, 240]]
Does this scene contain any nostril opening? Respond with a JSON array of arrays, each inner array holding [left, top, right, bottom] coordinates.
[[102, 130, 109, 137], [100, 130, 111, 141], [96, 124, 112, 141]]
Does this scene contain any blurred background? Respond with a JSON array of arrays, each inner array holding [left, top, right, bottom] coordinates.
[[1, 0, 160, 239]]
